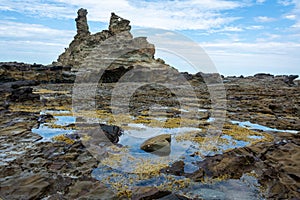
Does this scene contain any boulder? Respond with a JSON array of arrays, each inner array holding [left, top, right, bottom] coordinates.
[[100, 123, 123, 143], [140, 134, 171, 156]]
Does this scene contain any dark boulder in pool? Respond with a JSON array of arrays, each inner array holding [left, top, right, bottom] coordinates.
[[99, 123, 123, 144]]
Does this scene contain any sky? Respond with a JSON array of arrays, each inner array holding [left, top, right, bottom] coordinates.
[[0, 0, 299, 76]]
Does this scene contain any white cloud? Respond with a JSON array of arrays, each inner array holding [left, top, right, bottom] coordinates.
[[0, 20, 74, 64], [245, 25, 264, 30], [222, 26, 243, 32], [284, 14, 297, 20], [0, 0, 75, 18], [0, 0, 245, 30], [201, 41, 300, 75], [254, 16, 276, 22], [256, 0, 266, 4], [278, 0, 300, 30], [277, 0, 293, 6], [0, 40, 68, 64], [0, 20, 74, 39]]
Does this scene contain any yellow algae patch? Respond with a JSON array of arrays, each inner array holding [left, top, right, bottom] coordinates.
[[101, 153, 124, 168], [133, 116, 151, 124], [52, 134, 75, 145], [175, 130, 223, 144], [157, 177, 192, 191], [222, 123, 273, 144], [175, 131, 201, 142], [164, 117, 200, 128], [147, 119, 166, 128], [201, 174, 231, 184], [101, 152, 168, 179], [133, 159, 169, 178], [109, 114, 134, 126], [117, 189, 132, 199], [99, 156, 192, 198], [106, 144, 129, 154], [175, 131, 230, 154], [73, 109, 115, 123], [164, 118, 180, 128], [33, 88, 70, 94], [101, 152, 135, 169]]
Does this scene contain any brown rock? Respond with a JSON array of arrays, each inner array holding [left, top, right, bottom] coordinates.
[[161, 160, 185, 176], [66, 180, 116, 199], [0, 174, 50, 199], [140, 134, 171, 156], [109, 12, 131, 34], [132, 187, 171, 200]]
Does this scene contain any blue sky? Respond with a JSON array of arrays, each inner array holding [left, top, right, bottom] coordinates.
[[0, 0, 299, 76]]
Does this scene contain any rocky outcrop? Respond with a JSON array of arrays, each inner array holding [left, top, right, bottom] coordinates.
[[54, 8, 182, 84], [185, 132, 300, 199], [55, 9, 154, 69], [0, 80, 40, 110], [0, 62, 74, 83]]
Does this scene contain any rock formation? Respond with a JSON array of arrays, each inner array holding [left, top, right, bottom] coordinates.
[[109, 12, 131, 34], [55, 9, 157, 71], [75, 8, 90, 37]]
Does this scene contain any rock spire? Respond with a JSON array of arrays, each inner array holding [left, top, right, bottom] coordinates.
[[109, 12, 131, 34], [75, 8, 90, 37]]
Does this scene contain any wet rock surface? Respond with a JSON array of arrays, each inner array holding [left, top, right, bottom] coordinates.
[[0, 8, 299, 200], [140, 134, 171, 156]]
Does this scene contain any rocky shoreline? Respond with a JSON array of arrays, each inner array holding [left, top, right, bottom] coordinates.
[[0, 8, 299, 200]]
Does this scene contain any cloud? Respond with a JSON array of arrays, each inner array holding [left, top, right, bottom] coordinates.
[[0, 0, 245, 30], [0, 0, 75, 18], [256, 0, 266, 4], [254, 16, 276, 22], [277, 0, 293, 6], [284, 14, 297, 20], [245, 25, 264, 30], [277, 0, 300, 30], [201, 41, 300, 75], [0, 20, 74, 39], [0, 40, 68, 64], [0, 20, 74, 64]]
